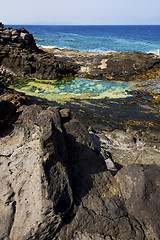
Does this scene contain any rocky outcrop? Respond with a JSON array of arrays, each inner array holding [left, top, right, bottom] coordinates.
[[0, 24, 80, 80], [0, 67, 13, 92], [0, 102, 160, 240], [0, 23, 37, 50], [42, 47, 160, 81], [56, 164, 160, 240], [0, 104, 73, 240], [77, 51, 160, 80], [0, 46, 79, 80]]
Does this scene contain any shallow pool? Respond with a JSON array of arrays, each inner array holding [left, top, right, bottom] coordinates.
[[10, 77, 132, 101]]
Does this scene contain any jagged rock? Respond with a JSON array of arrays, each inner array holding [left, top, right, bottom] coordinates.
[[0, 27, 80, 80], [55, 164, 160, 240], [0, 103, 160, 240], [0, 93, 27, 107], [77, 51, 160, 80], [0, 104, 73, 239], [0, 26, 37, 50]]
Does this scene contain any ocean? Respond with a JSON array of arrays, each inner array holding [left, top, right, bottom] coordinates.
[[6, 25, 160, 54]]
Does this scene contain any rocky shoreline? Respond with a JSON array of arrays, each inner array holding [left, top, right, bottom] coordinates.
[[1, 23, 160, 82], [40, 46, 160, 81], [0, 24, 160, 240]]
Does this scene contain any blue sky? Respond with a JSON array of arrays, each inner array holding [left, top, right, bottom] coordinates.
[[1, 0, 160, 25]]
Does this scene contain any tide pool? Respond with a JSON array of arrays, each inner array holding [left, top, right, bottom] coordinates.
[[10, 78, 132, 101]]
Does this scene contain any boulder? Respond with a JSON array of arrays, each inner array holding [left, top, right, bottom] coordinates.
[[55, 164, 160, 240], [0, 104, 73, 240]]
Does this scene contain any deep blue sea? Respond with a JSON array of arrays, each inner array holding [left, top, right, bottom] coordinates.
[[6, 25, 160, 54]]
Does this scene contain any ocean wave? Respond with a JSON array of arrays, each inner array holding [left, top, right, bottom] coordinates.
[[38, 45, 71, 50], [38, 45, 57, 49], [37, 45, 119, 53], [37, 44, 160, 56], [83, 48, 117, 53], [147, 49, 160, 55], [35, 38, 43, 41]]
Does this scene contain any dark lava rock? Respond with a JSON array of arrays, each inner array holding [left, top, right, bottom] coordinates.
[[0, 67, 13, 91], [0, 25, 80, 80], [0, 25, 37, 50], [0, 46, 79, 79], [0, 100, 17, 131], [116, 164, 160, 240], [56, 164, 160, 240], [78, 52, 160, 80]]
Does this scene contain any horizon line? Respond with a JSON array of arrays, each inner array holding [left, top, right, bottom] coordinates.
[[4, 24, 160, 26]]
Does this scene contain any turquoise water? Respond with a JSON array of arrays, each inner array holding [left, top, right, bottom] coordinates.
[[54, 78, 129, 94], [11, 78, 131, 101], [6, 25, 160, 54]]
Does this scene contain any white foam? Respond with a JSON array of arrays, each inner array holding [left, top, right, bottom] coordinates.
[[38, 45, 57, 49], [83, 48, 117, 54], [147, 49, 160, 56]]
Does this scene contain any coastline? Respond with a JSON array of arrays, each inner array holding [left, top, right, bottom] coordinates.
[[0, 23, 160, 132], [0, 24, 160, 240]]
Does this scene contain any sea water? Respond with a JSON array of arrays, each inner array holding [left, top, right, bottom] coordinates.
[[6, 25, 160, 54], [11, 78, 132, 101]]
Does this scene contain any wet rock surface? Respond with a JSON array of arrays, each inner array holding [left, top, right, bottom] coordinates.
[[0, 101, 160, 240]]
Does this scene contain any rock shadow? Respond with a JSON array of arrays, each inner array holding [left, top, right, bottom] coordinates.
[[0, 100, 21, 138], [62, 122, 108, 206]]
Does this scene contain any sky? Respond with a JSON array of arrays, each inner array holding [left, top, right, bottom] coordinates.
[[1, 0, 160, 25]]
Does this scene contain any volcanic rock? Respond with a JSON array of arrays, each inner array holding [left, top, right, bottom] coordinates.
[[0, 103, 160, 240], [0, 25, 80, 80]]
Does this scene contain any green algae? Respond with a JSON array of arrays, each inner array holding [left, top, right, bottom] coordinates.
[[9, 77, 132, 102], [9, 76, 160, 131]]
